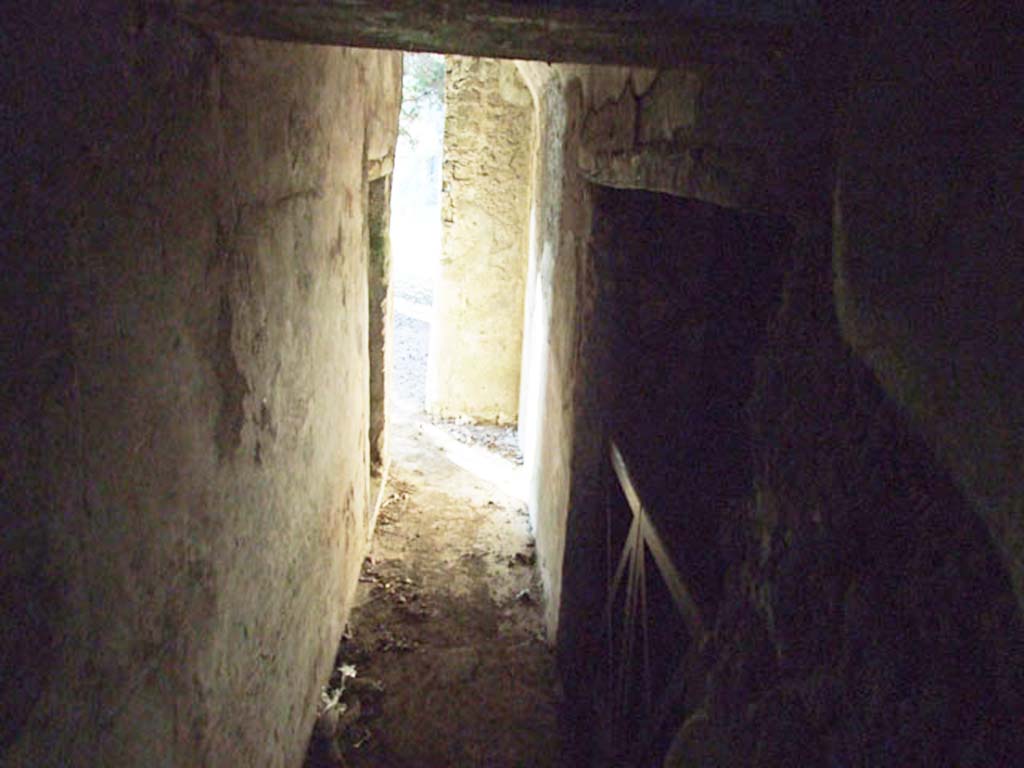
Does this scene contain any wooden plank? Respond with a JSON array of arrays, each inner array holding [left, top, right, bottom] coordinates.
[[642, 504, 704, 639], [610, 441, 645, 518], [609, 441, 704, 640], [174, 1, 796, 67], [604, 511, 639, 629], [617, 510, 642, 717]]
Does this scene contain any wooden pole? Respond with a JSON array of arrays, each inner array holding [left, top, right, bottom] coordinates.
[[609, 441, 704, 641]]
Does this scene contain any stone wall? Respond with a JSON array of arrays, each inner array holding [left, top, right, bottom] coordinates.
[[427, 57, 534, 424], [0, 4, 400, 765]]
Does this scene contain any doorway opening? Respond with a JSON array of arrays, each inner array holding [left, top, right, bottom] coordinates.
[[563, 186, 793, 766], [386, 54, 532, 499]]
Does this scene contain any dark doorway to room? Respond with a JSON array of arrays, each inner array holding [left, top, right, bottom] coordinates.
[[575, 187, 792, 765]]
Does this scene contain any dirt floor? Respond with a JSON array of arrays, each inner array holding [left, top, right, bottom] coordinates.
[[305, 404, 565, 767]]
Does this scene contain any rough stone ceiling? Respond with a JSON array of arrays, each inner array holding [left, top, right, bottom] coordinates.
[[175, 1, 823, 66]]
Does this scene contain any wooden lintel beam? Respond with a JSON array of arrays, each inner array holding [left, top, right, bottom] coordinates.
[[174, 1, 795, 67]]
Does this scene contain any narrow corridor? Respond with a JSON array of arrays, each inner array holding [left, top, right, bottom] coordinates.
[[306, 408, 564, 767]]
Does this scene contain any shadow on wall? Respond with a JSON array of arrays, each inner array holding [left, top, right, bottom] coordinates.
[[680, 228, 1024, 766]]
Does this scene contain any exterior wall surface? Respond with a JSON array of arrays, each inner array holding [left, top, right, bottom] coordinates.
[[427, 57, 534, 424], [0, 5, 400, 766]]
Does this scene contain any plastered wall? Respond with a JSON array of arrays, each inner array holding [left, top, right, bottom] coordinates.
[[1, 4, 400, 765]]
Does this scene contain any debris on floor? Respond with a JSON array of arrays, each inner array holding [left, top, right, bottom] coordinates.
[[305, 660, 383, 767], [304, 409, 563, 768]]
